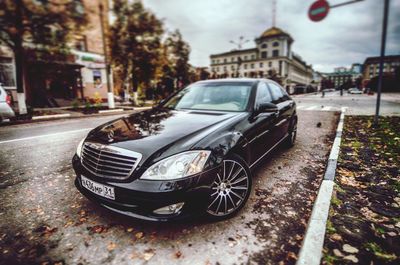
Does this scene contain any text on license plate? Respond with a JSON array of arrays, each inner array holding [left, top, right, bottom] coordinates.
[[81, 175, 115, 200]]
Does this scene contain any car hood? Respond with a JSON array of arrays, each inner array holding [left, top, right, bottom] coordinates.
[[86, 107, 243, 166]]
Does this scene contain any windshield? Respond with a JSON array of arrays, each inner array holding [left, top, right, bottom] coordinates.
[[163, 82, 252, 112]]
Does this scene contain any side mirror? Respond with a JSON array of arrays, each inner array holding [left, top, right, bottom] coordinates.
[[256, 102, 278, 114]]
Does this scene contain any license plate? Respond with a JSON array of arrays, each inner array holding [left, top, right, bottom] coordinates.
[[81, 175, 115, 200]]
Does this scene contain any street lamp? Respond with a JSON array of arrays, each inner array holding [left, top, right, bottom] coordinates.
[[230, 36, 249, 77], [229, 36, 249, 50]]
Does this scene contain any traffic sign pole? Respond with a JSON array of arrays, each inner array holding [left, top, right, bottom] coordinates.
[[374, 0, 390, 126]]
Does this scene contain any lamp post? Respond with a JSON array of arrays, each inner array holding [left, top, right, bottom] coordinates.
[[99, 3, 115, 109], [230, 36, 249, 77]]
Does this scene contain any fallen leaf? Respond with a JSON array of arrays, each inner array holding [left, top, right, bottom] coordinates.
[[343, 244, 359, 254], [143, 249, 155, 261], [135, 232, 144, 239], [343, 255, 359, 263], [107, 242, 116, 251], [175, 250, 182, 258]]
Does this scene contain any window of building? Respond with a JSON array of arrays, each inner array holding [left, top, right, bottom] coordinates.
[[260, 62, 263, 68], [250, 63, 254, 69], [273, 42, 279, 47], [261, 43, 267, 49], [244, 72, 248, 77], [272, 50, 279, 57], [251, 54, 255, 60], [231, 57, 234, 62], [231, 65, 235, 70], [0, 57, 15, 87], [75, 36, 87, 51], [93, 70, 102, 84], [216, 67, 219, 72], [212, 60, 215, 64], [223, 66, 227, 71], [261, 51, 267, 59], [244, 55, 248, 60], [216, 59, 220, 63], [268, 62, 272, 67], [244, 64, 248, 69], [224, 58, 227, 63]]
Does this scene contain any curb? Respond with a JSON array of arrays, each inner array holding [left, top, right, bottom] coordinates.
[[98, 108, 124, 114], [32, 113, 71, 120], [296, 107, 346, 265]]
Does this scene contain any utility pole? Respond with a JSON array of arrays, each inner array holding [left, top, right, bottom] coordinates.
[[374, 0, 389, 126], [99, 3, 115, 109]]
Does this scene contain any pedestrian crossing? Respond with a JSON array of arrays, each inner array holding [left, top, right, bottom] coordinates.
[[296, 105, 346, 112]]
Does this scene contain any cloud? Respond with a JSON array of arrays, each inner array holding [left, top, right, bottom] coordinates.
[[143, 0, 400, 72]]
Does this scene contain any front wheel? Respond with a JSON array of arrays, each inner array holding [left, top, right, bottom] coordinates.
[[206, 154, 252, 220]]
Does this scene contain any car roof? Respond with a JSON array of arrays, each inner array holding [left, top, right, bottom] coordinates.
[[195, 78, 276, 84]]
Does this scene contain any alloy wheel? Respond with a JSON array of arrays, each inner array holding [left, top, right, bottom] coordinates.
[[207, 160, 250, 217]]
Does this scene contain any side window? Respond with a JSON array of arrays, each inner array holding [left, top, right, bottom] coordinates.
[[255, 82, 272, 107], [268, 83, 284, 103]]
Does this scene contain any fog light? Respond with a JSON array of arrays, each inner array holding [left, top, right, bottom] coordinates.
[[153, 202, 185, 215]]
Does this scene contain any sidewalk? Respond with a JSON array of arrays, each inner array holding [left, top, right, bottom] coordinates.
[[2, 103, 153, 126]]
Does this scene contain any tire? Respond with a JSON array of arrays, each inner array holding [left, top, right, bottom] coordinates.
[[206, 154, 252, 220], [285, 117, 297, 148]]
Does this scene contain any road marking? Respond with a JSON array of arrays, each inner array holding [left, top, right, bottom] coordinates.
[[322, 106, 332, 111], [305, 106, 318, 110], [296, 105, 306, 110], [0, 128, 92, 144]]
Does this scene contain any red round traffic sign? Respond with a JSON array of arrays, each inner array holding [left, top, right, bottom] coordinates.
[[308, 0, 330, 22]]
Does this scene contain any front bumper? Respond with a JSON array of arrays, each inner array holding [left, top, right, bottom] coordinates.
[[72, 155, 218, 221]]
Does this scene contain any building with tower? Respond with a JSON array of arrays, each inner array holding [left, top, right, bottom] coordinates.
[[209, 27, 314, 88]]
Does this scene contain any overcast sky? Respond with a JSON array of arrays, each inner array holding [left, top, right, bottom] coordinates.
[[143, 0, 400, 72]]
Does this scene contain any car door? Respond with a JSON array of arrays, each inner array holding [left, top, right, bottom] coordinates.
[[248, 81, 278, 164], [268, 82, 292, 140]]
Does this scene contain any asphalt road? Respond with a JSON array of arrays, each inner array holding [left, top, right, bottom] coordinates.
[[293, 91, 400, 115], [0, 110, 339, 265]]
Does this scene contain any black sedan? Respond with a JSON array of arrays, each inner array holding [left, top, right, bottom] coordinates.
[[72, 79, 297, 221]]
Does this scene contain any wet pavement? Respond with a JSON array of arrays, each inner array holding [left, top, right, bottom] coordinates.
[[0, 110, 339, 265]]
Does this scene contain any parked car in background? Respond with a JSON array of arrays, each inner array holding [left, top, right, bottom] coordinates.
[[72, 78, 298, 221], [0, 84, 15, 122], [348, 88, 363, 94]]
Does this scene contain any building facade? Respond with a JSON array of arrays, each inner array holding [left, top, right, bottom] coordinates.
[[362, 55, 400, 82], [325, 66, 360, 88], [0, 0, 112, 108], [209, 27, 313, 88]]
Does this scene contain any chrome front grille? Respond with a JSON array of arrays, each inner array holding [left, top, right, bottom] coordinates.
[[81, 142, 142, 180]]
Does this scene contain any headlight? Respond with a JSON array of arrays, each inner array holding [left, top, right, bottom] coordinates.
[[141, 150, 211, 180], [76, 138, 85, 158]]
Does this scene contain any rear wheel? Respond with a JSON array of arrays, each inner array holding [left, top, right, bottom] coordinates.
[[206, 154, 252, 220]]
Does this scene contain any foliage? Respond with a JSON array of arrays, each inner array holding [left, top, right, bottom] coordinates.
[[164, 29, 191, 87], [93, 92, 102, 108], [0, 0, 88, 96], [0, 0, 87, 51], [109, 0, 163, 92]]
